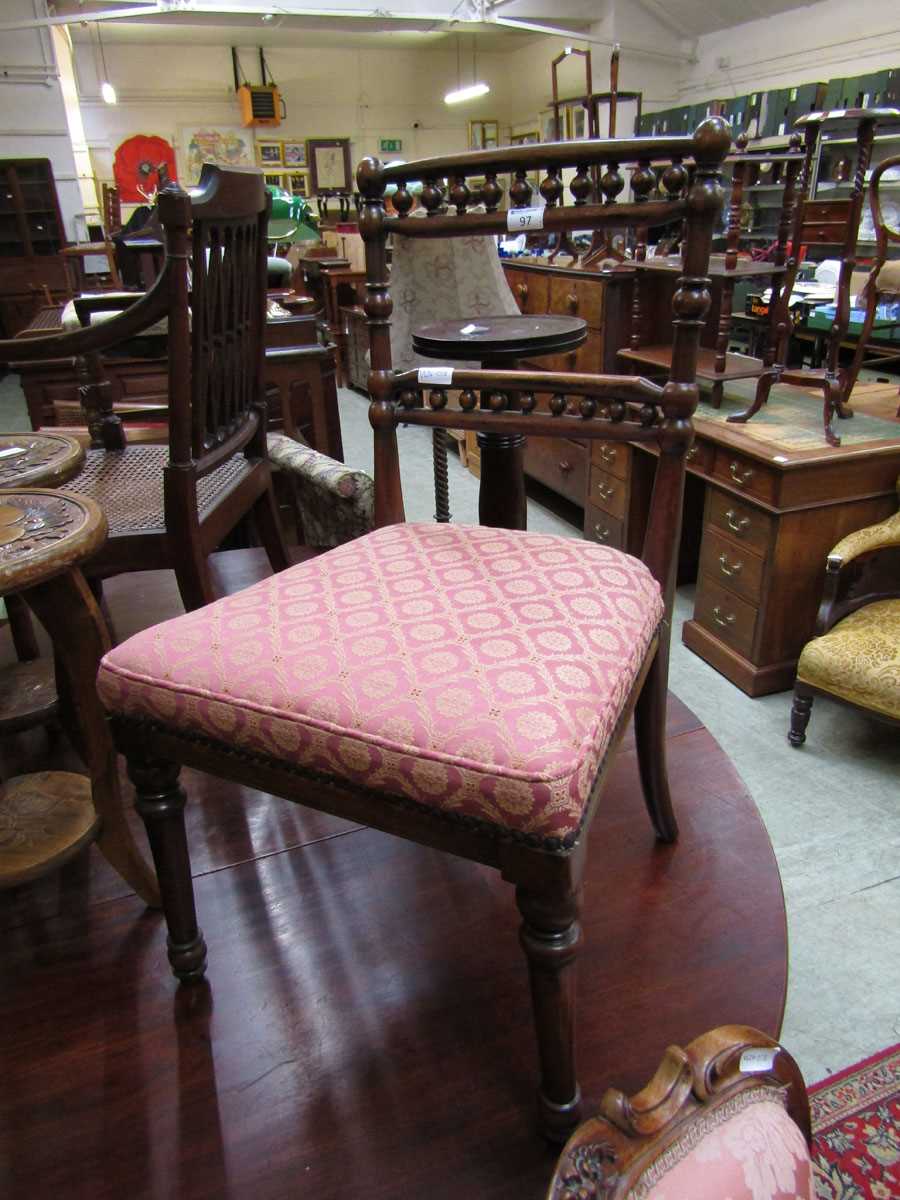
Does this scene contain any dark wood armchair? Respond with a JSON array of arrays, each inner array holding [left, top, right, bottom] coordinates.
[[97, 120, 731, 1142], [547, 1026, 812, 1199], [0, 165, 289, 612], [728, 107, 900, 445]]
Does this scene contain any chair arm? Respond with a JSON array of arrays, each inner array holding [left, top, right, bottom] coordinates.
[[267, 434, 374, 549], [828, 508, 900, 568]]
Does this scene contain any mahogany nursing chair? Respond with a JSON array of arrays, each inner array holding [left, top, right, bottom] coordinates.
[[547, 1026, 813, 1199], [0, 165, 289, 612], [97, 120, 731, 1142]]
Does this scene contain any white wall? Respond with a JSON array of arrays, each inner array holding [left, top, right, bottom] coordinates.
[[73, 37, 512, 209], [0, 1, 82, 239], [677, 0, 900, 106]]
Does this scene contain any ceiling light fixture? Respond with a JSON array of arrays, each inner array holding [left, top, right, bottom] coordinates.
[[444, 34, 489, 105], [95, 22, 117, 104]]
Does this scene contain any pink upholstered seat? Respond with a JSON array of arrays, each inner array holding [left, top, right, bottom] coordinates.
[[98, 523, 663, 846], [636, 1090, 813, 1200]]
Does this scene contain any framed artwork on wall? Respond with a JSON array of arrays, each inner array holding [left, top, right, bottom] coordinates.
[[539, 109, 559, 143], [113, 134, 178, 202], [567, 104, 588, 141], [282, 141, 307, 168], [178, 126, 254, 185], [263, 171, 285, 189], [257, 140, 284, 167], [510, 130, 539, 146], [287, 172, 309, 197], [307, 138, 352, 195], [468, 120, 499, 150]]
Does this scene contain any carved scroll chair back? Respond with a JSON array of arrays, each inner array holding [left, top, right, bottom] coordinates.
[[728, 107, 900, 445], [0, 165, 289, 612], [96, 121, 730, 1146], [548, 1026, 812, 1199]]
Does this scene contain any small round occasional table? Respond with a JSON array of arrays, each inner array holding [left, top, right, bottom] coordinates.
[[0, 432, 86, 727], [0, 489, 158, 904], [412, 314, 587, 530]]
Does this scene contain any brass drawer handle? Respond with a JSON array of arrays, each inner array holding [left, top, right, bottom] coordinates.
[[516, 283, 528, 302], [729, 460, 754, 486], [593, 523, 610, 542], [686, 445, 699, 462], [595, 480, 615, 501], [712, 605, 736, 628], [599, 445, 616, 465], [566, 292, 579, 312], [718, 552, 743, 578], [559, 460, 573, 473], [724, 508, 750, 536]]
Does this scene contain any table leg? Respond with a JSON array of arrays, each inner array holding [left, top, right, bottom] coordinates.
[[24, 569, 160, 907], [477, 354, 527, 530]]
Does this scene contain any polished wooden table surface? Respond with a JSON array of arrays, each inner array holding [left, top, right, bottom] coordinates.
[[0, 431, 84, 488], [0, 549, 788, 1200]]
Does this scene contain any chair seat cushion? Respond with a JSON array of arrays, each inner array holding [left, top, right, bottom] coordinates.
[[635, 1090, 812, 1200], [797, 599, 900, 720], [98, 523, 663, 847]]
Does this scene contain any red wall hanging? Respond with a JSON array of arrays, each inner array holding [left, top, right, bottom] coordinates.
[[113, 135, 178, 203]]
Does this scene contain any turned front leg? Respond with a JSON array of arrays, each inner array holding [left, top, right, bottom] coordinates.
[[516, 884, 582, 1142], [128, 754, 207, 982]]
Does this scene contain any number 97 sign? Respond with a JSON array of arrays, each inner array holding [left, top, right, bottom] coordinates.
[[507, 206, 544, 232]]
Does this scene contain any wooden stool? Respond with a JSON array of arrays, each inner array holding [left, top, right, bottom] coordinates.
[[0, 488, 158, 904]]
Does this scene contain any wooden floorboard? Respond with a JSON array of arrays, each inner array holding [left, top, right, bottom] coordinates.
[[0, 550, 785, 1200]]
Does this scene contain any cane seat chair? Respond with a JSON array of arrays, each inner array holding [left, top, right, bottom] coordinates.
[[0, 166, 289, 612], [547, 1026, 813, 1200], [789, 475, 900, 746], [727, 107, 900, 445], [98, 120, 732, 1141]]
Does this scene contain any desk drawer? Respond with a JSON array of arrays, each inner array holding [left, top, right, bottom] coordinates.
[[539, 330, 603, 375], [588, 465, 627, 520], [694, 575, 758, 659], [525, 436, 587, 505], [507, 271, 549, 315], [591, 439, 630, 481], [585, 505, 624, 549], [685, 438, 714, 474], [712, 447, 777, 505], [549, 275, 604, 328], [707, 489, 773, 558], [699, 527, 766, 605]]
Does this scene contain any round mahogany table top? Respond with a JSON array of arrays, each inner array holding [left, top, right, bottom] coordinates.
[[0, 432, 84, 490], [0, 489, 106, 594], [412, 314, 587, 361]]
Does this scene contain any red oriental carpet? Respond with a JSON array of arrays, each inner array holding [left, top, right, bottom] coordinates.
[[811, 1044, 900, 1199]]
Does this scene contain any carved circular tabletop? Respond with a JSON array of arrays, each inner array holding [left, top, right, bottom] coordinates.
[[412, 314, 588, 361], [0, 432, 85, 489], [0, 489, 107, 595]]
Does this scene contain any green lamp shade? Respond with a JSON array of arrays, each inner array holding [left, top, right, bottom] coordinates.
[[266, 186, 320, 243]]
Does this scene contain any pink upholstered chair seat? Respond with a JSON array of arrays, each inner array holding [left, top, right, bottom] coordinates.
[[637, 1089, 813, 1200], [98, 523, 663, 846]]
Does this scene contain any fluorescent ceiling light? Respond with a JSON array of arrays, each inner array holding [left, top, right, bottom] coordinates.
[[101, 80, 117, 103], [444, 82, 489, 104]]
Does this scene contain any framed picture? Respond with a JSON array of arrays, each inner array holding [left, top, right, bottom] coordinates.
[[263, 171, 285, 190], [468, 120, 499, 150], [257, 140, 284, 167], [539, 109, 560, 143], [307, 138, 352, 195], [178, 126, 254, 185], [282, 140, 307, 168], [287, 172, 309, 197], [511, 130, 539, 146], [567, 104, 588, 141]]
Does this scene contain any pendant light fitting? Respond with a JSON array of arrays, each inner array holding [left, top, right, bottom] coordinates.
[[444, 34, 489, 105]]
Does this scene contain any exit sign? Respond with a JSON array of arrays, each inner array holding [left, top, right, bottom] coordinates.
[[380, 138, 402, 153]]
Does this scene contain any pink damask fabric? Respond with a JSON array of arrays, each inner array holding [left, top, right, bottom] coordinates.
[[98, 523, 663, 844], [640, 1092, 813, 1200]]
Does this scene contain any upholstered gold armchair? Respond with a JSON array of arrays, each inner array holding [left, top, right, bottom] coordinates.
[[789, 477, 900, 745]]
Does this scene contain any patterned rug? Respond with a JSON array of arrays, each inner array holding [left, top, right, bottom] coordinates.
[[811, 1043, 900, 1198]]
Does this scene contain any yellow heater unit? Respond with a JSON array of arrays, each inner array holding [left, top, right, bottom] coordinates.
[[237, 84, 282, 127]]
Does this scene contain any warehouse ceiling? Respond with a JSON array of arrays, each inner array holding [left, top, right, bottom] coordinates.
[[9, 0, 824, 47]]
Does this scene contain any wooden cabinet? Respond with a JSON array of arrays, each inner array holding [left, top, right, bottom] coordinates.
[[501, 260, 633, 534], [0, 159, 69, 338]]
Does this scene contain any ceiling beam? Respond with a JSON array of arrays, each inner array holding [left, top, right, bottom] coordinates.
[[632, 0, 696, 41], [492, 16, 691, 62]]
